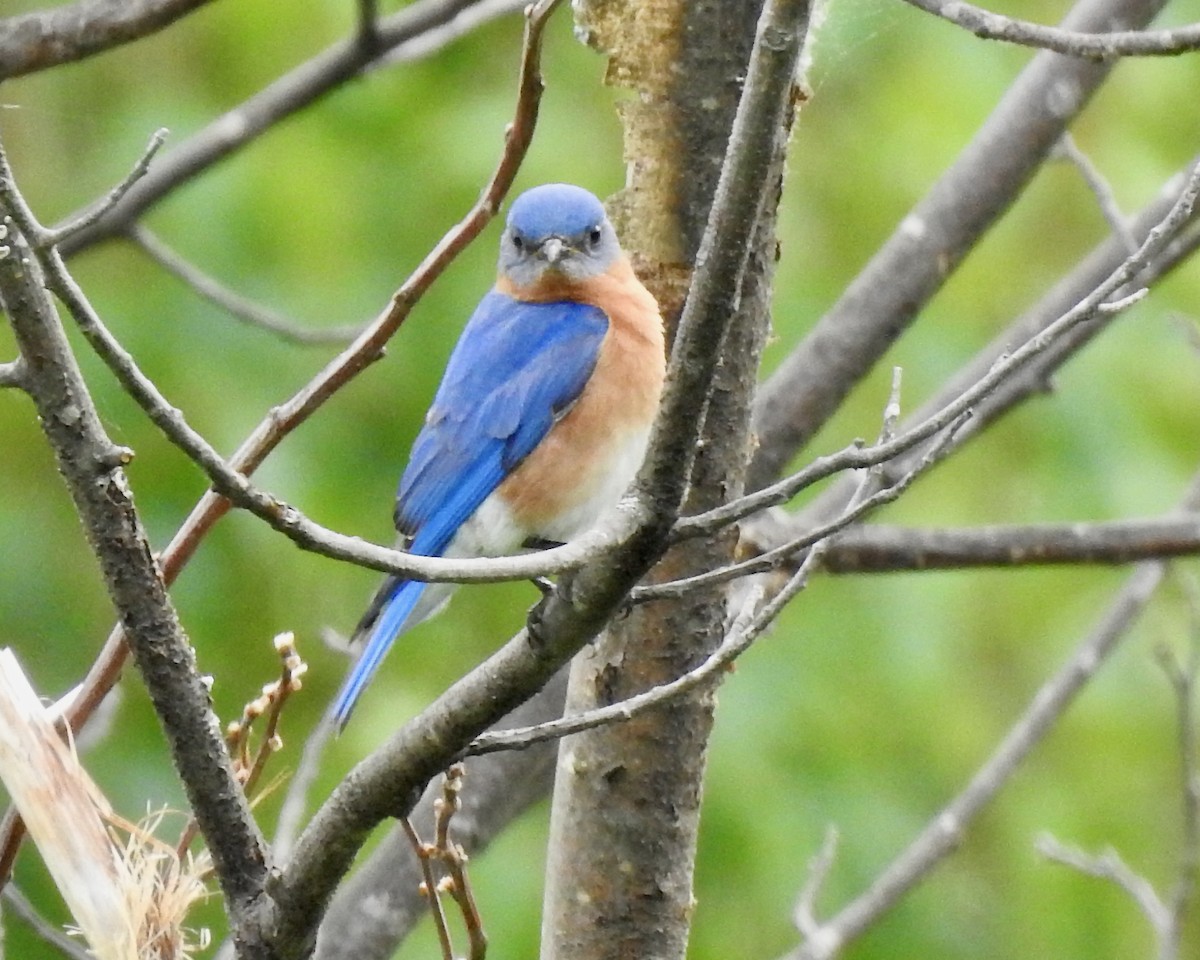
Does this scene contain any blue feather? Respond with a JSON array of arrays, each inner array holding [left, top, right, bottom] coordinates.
[[331, 293, 608, 727]]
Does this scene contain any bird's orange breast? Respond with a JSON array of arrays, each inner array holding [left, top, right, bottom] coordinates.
[[494, 258, 665, 537]]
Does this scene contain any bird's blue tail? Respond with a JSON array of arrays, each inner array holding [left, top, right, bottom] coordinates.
[[331, 579, 428, 730]]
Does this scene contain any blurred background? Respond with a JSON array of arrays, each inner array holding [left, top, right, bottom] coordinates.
[[2, 0, 1200, 956]]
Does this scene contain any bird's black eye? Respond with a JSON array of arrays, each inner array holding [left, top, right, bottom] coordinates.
[[511, 234, 525, 252], [588, 225, 603, 246]]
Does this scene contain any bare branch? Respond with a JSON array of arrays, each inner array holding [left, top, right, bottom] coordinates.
[[783, 470, 1200, 960], [746, 515, 1200, 574], [372, 0, 528, 71], [0, 149, 268, 933], [749, 0, 1171, 490], [1036, 835, 1172, 948], [0, 0, 217, 80], [2, 884, 94, 960], [37, 129, 170, 249], [1056, 133, 1138, 253], [642, 412, 967, 601], [1157, 592, 1200, 954], [793, 156, 1200, 533], [793, 828, 841, 957], [127, 225, 363, 345], [57, 0, 525, 255], [901, 0, 1200, 58]]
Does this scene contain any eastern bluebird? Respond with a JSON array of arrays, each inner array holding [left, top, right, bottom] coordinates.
[[332, 183, 666, 727]]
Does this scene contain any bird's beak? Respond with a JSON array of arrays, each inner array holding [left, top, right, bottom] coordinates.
[[539, 236, 567, 264]]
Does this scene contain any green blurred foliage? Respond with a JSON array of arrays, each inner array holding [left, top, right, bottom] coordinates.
[[2, 0, 1200, 957]]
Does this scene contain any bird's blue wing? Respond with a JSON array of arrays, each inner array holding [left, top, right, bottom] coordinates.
[[332, 293, 607, 729], [396, 292, 609, 555]]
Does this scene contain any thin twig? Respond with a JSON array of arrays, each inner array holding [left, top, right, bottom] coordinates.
[[401, 817, 456, 960], [37, 129, 168, 248], [127, 225, 363, 345], [901, 0, 1200, 58], [1, 885, 94, 960], [638, 410, 968, 601], [56, 0, 514, 254], [793, 827, 841, 956], [690, 156, 1200, 541], [371, 0, 527, 71], [783, 470, 1200, 960], [1056, 133, 1138, 253], [1035, 836, 1171, 946]]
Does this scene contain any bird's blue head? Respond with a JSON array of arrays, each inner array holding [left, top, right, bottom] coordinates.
[[499, 184, 621, 287]]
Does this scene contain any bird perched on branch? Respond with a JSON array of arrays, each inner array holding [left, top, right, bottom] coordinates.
[[332, 183, 666, 728]]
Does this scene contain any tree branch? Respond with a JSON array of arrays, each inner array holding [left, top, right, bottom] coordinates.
[[748, 0, 1170, 490], [0, 155, 268, 937], [312, 669, 568, 960], [0, 356, 24, 389], [0, 0, 218, 80], [126, 225, 362, 345], [782, 472, 1200, 960], [789, 155, 1200, 532], [57, 0, 521, 255], [901, 0, 1200, 57], [739, 515, 1200, 574], [256, 0, 814, 951]]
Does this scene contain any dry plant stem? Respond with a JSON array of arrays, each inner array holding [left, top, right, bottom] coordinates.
[[0, 0, 563, 893], [434, 768, 488, 960], [0, 192, 268, 932], [2, 884, 94, 960], [314, 670, 567, 960], [901, 0, 1200, 56], [401, 818, 456, 960], [784, 471, 1200, 960], [57, 0, 513, 255], [748, 0, 1170, 490], [0, 0, 216, 79], [127, 226, 363, 345]]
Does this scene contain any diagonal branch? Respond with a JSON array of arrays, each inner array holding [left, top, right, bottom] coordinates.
[[748, 0, 1171, 490], [0, 156, 269, 936], [901, 0, 1200, 57], [126, 225, 363, 345], [57, 0, 521, 255], [782, 470, 1200, 960], [0, 0, 219, 80]]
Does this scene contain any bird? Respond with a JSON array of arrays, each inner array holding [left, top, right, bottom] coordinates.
[[331, 183, 666, 728]]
